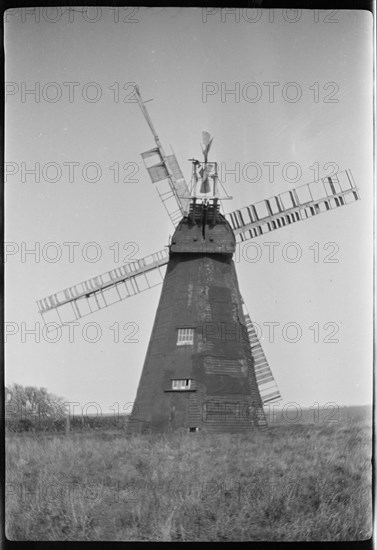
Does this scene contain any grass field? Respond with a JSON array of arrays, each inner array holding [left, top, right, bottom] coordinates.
[[5, 406, 372, 541]]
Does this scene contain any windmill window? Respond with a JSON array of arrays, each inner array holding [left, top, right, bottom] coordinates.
[[172, 379, 192, 390], [177, 328, 194, 346]]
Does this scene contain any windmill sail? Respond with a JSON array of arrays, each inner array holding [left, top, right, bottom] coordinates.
[[135, 86, 191, 226], [241, 302, 281, 406], [37, 249, 169, 327], [141, 147, 190, 226], [226, 170, 360, 241]]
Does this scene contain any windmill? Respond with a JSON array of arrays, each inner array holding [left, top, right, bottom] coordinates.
[[36, 87, 360, 434]]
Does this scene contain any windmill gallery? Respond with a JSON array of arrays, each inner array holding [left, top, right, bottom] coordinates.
[[37, 87, 360, 435]]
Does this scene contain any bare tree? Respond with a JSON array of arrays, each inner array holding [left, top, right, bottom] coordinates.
[[5, 384, 66, 432]]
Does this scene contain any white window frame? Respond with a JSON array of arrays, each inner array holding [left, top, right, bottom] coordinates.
[[177, 328, 194, 346], [172, 379, 192, 390]]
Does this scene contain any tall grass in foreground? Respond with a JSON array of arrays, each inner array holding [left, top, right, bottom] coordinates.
[[6, 410, 372, 541]]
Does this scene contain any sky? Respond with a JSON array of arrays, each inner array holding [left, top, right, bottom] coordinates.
[[5, 7, 373, 415]]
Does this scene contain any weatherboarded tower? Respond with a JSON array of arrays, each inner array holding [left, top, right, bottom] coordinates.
[[128, 198, 267, 434]]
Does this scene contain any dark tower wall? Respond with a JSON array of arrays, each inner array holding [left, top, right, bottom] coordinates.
[[129, 204, 266, 434]]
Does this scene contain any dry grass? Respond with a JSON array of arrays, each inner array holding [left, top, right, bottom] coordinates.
[[5, 407, 372, 541]]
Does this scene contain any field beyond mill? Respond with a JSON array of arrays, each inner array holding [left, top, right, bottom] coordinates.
[[5, 406, 372, 542]]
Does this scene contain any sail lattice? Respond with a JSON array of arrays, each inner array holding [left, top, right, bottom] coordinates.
[[242, 302, 282, 406], [141, 147, 191, 226], [226, 170, 360, 242], [37, 249, 169, 327]]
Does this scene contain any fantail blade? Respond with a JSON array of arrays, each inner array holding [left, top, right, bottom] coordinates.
[[202, 131, 213, 162]]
